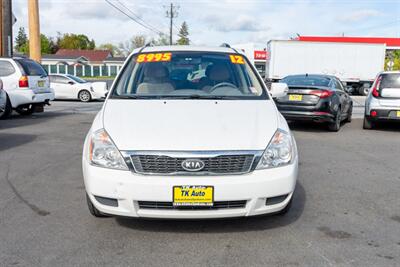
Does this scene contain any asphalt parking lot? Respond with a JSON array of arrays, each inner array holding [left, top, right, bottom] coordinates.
[[0, 99, 399, 267]]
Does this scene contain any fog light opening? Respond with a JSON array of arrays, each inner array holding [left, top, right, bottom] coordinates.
[[266, 194, 289, 206], [94, 195, 119, 207]]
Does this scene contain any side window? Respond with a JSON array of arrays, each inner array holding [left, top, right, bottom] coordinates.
[[58, 77, 71, 84], [0, 61, 16, 77], [50, 76, 70, 84], [335, 79, 344, 91]]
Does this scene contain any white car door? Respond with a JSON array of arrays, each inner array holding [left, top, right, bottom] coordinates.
[[54, 76, 78, 99], [50, 75, 65, 99]]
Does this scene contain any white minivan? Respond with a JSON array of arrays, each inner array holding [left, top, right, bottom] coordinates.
[[0, 57, 54, 118], [82, 46, 298, 219]]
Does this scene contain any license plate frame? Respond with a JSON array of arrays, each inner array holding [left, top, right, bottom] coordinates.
[[37, 80, 45, 87], [289, 94, 303, 101], [173, 185, 214, 206]]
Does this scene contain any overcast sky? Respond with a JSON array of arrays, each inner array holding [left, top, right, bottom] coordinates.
[[12, 0, 400, 48]]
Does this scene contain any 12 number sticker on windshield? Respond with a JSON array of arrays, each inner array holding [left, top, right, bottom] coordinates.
[[230, 55, 245, 64]]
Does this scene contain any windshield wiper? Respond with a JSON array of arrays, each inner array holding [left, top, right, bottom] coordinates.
[[110, 95, 149, 99], [163, 95, 240, 100]]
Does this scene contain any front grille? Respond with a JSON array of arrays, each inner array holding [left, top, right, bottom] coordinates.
[[131, 154, 254, 175], [138, 200, 247, 210]]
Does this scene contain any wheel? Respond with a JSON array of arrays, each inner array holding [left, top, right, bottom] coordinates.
[[277, 197, 293, 216], [78, 90, 92, 102], [363, 116, 374, 129], [15, 104, 34, 115], [0, 94, 12, 119], [358, 86, 369, 96], [345, 104, 353, 123], [328, 110, 341, 132], [86, 194, 109, 217]]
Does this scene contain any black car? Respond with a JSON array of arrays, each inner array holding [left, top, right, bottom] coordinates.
[[275, 74, 353, 131]]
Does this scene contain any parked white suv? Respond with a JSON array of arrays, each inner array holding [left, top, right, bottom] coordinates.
[[364, 71, 400, 129], [0, 57, 54, 118], [82, 46, 298, 219]]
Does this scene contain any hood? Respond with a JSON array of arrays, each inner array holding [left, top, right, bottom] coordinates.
[[103, 99, 278, 151]]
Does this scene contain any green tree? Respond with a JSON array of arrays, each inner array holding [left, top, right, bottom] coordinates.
[[15, 27, 28, 52], [176, 21, 190, 45], [98, 43, 122, 56], [40, 34, 52, 54], [18, 34, 54, 55], [58, 33, 96, 50]]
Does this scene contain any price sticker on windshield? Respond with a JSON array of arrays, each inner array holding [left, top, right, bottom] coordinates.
[[137, 53, 172, 63], [230, 55, 245, 64]]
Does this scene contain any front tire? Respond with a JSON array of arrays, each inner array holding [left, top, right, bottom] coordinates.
[[78, 90, 92, 102], [86, 194, 109, 217], [363, 116, 374, 129], [0, 95, 12, 119]]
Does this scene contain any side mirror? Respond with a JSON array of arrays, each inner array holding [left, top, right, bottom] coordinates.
[[344, 86, 352, 93], [270, 82, 288, 98], [68, 81, 75, 85]]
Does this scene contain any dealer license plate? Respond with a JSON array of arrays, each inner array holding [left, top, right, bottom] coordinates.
[[37, 80, 45, 87], [289, 94, 302, 101], [173, 185, 214, 206]]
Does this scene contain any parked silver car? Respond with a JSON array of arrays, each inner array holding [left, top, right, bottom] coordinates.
[[364, 71, 400, 129]]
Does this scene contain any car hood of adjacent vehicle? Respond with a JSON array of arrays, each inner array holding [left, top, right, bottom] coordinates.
[[102, 99, 278, 151]]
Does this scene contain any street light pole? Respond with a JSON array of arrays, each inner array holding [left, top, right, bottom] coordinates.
[[28, 0, 41, 62]]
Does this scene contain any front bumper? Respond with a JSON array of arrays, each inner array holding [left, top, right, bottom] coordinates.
[[82, 157, 298, 219], [91, 90, 108, 100]]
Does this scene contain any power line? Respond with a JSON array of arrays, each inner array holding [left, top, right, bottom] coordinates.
[[114, 0, 164, 35], [104, 0, 164, 35], [343, 19, 400, 35]]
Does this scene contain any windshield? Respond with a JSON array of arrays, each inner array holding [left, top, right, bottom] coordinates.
[[281, 75, 331, 87], [66, 75, 87, 83], [111, 51, 268, 100]]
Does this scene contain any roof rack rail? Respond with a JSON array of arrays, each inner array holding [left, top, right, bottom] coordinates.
[[220, 43, 231, 48]]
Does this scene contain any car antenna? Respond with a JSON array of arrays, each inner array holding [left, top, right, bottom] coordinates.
[[220, 43, 240, 54], [137, 42, 153, 54]]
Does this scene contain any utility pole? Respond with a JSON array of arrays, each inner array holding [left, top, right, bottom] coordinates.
[[28, 0, 41, 62], [1, 0, 13, 57], [165, 3, 178, 45]]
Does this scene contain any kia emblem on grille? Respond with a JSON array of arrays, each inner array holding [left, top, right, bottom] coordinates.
[[181, 159, 205, 172]]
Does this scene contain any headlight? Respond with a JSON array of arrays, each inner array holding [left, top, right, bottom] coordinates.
[[256, 129, 295, 169], [89, 129, 128, 170]]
